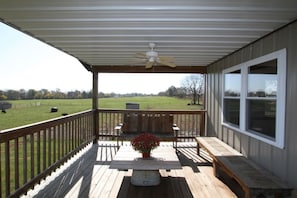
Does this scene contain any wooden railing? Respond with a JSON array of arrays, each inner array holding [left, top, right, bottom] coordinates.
[[0, 110, 94, 198], [0, 109, 206, 197], [98, 109, 206, 141]]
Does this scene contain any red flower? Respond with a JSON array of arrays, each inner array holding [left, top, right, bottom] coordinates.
[[131, 133, 160, 153]]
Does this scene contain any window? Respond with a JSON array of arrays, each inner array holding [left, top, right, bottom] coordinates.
[[223, 70, 241, 127], [222, 49, 286, 148]]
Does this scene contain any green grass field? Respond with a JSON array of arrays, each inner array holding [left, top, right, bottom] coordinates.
[[0, 96, 202, 131]]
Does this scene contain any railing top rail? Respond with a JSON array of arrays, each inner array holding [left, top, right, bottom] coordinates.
[[98, 108, 206, 114]]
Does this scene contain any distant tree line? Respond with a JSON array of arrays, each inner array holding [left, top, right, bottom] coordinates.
[[0, 74, 205, 102], [98, 92, 154, 98], [0, 89, 92, 100], [0, 89, 165, 100]]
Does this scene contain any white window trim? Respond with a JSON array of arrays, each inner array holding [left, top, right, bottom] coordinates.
[[222, 49, 286, 149]]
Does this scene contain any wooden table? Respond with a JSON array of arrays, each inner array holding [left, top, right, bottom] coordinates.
[[110, 146, 182, 186]]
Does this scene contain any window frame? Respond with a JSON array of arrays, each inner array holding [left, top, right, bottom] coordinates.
[[222, 49, 286, 148]]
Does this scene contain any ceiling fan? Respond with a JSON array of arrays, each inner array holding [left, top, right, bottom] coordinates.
[[136, 43, 176, 69]]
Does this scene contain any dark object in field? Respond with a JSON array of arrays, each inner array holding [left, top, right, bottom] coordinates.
[[0, 102, 12, 110], [126, 102, 139, 109], [62, 113, 68, 116], [50, 107, 58, 113]]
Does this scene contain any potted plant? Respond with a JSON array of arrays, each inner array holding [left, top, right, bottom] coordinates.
[[131, 133, 160, 158]]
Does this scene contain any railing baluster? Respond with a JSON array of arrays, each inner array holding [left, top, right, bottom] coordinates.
[[74, 119, 79, 148], [66, 122, 69, 154], [43, 129, 46, 171], [37, 131, 41, 174], [111, 112, 114, 136], [81, 117, 83, 144], [30, 133, 34, 179], [23, 136, 27, 184], [65, 123, 67, 154], [58, 124, 61, 160], [78, 118, 81, 145], [108, 112, 111, 138], [14, 138, 19, 190], [76, 118, 79, 147], [53, 126, 56, 163], [61, 123, 65, 157], [86, 114, 89, 140], [75, 118, 78, 148], [71, 120, 74, 151], [74, 119, 77, 148], [71, 120, 74, 149], [5, 141, 10, 197], [187, 113, 190, 140], [69, 121, 72, 151]]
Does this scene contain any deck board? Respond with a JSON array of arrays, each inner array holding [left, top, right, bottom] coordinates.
[[23, 141, 237, 198]]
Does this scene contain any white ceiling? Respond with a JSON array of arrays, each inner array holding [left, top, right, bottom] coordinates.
[[1, 0, 297, 70]]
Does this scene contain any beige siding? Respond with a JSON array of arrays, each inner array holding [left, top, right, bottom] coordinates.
[[206, 21, 297, 187]]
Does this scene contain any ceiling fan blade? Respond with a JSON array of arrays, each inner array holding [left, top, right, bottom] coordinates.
[[145, 61, 154, 69], [157, 59, 176, 68], [135, 52, 146, 58], [159, 56, 175, 62]]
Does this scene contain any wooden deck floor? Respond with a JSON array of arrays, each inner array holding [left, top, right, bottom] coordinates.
[[23, 142, 238, 198]]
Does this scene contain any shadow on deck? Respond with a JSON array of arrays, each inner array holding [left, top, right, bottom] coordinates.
[[23, 142, 238, 198]]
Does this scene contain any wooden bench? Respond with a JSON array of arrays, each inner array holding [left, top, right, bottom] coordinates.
[[196, 137, 292, 198], [115, 112, 179, 148]]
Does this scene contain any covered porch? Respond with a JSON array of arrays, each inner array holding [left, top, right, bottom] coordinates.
[[1, 1, 297, 197]]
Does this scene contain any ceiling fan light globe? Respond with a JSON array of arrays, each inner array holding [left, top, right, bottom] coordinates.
[[146, 51, 158, 57]]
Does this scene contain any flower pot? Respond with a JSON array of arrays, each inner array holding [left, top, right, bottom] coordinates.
[[142, 152, 150, 158]]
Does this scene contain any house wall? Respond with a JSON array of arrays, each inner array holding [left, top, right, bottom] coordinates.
[[206, 20, 297, 187]]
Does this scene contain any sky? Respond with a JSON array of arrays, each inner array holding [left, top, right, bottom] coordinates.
[[0, 22, 189, 94]]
